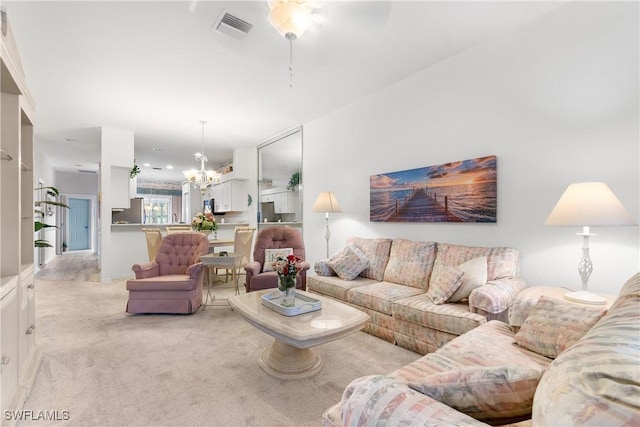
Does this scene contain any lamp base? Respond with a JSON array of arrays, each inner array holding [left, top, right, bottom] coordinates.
[[563, 290, 607, 305]]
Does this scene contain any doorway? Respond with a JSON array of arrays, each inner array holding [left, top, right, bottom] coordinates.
[[68, 198, 90, 251]]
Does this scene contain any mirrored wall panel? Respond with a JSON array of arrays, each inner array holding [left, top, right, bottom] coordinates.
[[258, 128, 302, 228]]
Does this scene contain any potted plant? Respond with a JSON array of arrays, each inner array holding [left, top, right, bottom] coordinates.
[[35, 186, 69, 248], [286, 171, 300, 191]]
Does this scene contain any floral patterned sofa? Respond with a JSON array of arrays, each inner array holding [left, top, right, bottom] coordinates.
[[322, 272, 640, 426], [307, 237, 526, 354]]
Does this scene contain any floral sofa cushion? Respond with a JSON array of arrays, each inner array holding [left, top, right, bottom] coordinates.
[[514, 296, 606, 358], [408, 366, 542, 422], [346, 236, 392, 281], [431, 243, 519, 286], [339, 375, 487, 427], [392, 320, 551, 383], [346, 282, 424, 315], [383, 239, 437, 289], [392, 295, 486, 336], [306, 275, 375, 301]]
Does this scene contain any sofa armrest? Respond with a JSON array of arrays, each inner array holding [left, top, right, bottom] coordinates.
[[469, 277, 527, 315], [132, 261, 160, 279], [314, 259, 336, 277], [339, 375, 488, 426]]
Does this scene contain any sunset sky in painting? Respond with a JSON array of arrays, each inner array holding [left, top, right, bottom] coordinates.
[[370, 155, 497, 190]]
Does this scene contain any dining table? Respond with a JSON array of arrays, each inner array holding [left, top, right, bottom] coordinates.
[[208, 238, 235, 249]]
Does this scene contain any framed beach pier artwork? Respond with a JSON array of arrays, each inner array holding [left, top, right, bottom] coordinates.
[[370, 155, 497, 223]]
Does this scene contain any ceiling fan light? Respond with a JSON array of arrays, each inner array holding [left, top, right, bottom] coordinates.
[[269, 1, 312, 39]]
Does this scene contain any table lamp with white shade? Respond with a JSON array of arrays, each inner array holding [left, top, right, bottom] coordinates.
[[545, 182, 636, 305], [312, 191, 342, 258]]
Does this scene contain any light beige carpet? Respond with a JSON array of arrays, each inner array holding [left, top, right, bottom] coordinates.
[[20, 279, 418, 427]]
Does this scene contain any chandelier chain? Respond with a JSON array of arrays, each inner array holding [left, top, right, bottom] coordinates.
[[289, 37, 294, 88]]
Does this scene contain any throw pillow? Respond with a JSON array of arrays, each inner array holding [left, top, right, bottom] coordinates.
[[326, 244, 370, 281], [262, 248, 294, 272], [383, 239, 437, 290], [448, 257, 488, 302], [426, 266, 464, 304], [345, 236, 392, 281], [514, 296, 607, 358], [408, 366, 543, 421]]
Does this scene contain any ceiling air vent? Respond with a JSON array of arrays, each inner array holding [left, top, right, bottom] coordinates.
[[213, 10, 252, 40], [78, 169, 97, 174]]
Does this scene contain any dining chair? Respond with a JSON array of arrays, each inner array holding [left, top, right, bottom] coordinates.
[[141, 228, 163, 261], [166, 225, 192, 234], [223, 227, 255, 284]]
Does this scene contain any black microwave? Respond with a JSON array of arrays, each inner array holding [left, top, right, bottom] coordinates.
[[203, 199, 225, 215]]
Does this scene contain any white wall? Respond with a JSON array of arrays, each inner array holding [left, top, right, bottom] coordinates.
[[56, 170, 99, 195], [100, 127, 135, 282], [302, 1, 639, 295]]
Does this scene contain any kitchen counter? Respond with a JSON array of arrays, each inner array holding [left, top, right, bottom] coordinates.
[[111, 222, 249, 229], [108, 222, 250, 280], [257, 221, 302, 230]]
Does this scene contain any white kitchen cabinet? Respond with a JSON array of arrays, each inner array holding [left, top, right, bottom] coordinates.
[[212, 180, 247, 212], [262, 194, 274, 203], [220, 147, 250, 182], [261, 188, 300, 216]]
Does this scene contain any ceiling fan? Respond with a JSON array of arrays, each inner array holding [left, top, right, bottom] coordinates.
[[266, 0, 327, 87]]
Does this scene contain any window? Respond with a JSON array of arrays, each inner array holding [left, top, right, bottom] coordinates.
[[142, 196, 172, 224]]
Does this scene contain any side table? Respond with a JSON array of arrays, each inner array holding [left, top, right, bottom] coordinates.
[[200, 253, 243, 308]]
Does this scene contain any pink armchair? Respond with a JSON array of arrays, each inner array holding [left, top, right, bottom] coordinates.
[[126, 232, 210, 314], [244, 227, 310, 292]]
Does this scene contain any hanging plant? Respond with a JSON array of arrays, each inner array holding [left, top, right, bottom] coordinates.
[[130, 164, 141, 179], [286, 171, 300, 191]]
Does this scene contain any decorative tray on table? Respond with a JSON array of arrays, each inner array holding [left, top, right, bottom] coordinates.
[[261, 291, 322, 316]]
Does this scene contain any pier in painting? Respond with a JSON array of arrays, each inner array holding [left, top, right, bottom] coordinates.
[[387, 188, 462, 222]]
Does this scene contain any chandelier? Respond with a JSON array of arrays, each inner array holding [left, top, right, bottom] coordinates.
[[268, 0, 314, 87], [182, 121, 219, 195]]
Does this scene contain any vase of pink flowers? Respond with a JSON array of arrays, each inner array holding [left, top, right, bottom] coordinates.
[[272, 254, 302, 307], [191, 212, 218, 239]]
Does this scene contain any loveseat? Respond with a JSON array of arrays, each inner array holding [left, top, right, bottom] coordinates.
[[323, 272, 640, 426], [307, 237, 526, 354]]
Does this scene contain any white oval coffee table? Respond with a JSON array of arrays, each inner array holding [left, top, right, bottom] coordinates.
[[228, 289, 369, 380]]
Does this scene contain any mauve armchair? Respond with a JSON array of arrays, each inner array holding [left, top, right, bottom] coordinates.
[[244, 227, 310, 292], [126, 232, 210, 314]]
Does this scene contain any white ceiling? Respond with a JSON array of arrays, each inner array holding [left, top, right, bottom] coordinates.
[[4, 0, 565, 182]]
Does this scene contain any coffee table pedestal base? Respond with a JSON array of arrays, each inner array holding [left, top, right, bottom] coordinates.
[[259, 339, 323, 380]]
